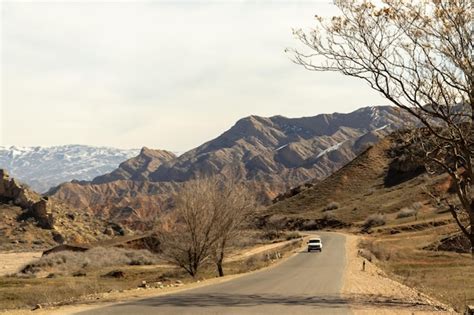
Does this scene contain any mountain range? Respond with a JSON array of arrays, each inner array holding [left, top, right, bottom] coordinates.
[[0, 145, 140, 193], [46, 106, 413, 225]]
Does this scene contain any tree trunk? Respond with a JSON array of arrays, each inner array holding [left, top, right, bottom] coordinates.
[[470, 201, 474, 259], [470, 233, 474, 259], [216, 250, 224, 277], [216, 238, 227, 277], [217, 260, 224, 277]]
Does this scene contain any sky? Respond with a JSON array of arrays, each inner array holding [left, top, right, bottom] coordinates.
[[1, 0, 388, 152]]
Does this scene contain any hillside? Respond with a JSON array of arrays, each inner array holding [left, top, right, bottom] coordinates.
[[49, 106, 413, 222], [92, 148, 176, 184], [265, 132, 436, 224], [0, 145, 140, 193], [264, 132, 473, 311], [0, 170, 114, 251]]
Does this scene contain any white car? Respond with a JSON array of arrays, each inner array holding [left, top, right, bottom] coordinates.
[[307, 237, 323, 252]]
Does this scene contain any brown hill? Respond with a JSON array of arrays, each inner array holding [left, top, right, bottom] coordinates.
[[262, 131, 452, 228], [49, 106, 414, 224], [92, 148, 176, 184]]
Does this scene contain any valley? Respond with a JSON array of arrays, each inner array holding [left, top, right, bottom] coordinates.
[[3, 1, 472, 314], [0, 106, 471, 314]]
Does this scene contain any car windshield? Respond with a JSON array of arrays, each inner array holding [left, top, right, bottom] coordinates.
[[309, 240, 320, 243]]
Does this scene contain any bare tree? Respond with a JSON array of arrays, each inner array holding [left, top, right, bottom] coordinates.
[[157, 177, 257, 277], [289, 0, 473, 255], [209, 180, 256, 277], [157, 179, 221, 277]]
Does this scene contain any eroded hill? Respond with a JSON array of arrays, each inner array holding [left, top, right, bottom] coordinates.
[[48, 106, 413, 223], [263, 132, 443, 226]]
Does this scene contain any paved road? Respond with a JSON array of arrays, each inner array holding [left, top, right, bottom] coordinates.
[[78, 232, 350, 315]]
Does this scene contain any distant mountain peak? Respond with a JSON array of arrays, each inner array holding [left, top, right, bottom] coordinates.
[[0, 145, 141, 193]]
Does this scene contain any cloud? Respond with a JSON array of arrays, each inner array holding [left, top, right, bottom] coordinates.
[[1, 0, 387, 151]]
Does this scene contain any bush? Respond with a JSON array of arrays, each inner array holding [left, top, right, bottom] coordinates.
[[323, 201, 340, 211], [284, 232, 302, 241], [322, 212, 337, 221], [396, 207, 418, 219], [259, 230, 283, 241], [360, 239, 391, 261], [362, 214, 386, 230], [19, 247, 159, 276], [411, 202, 423, 210]]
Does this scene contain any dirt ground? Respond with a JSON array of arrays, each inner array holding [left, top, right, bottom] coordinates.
[[0, 252, 42, 277], [342, 234, 456, 314]]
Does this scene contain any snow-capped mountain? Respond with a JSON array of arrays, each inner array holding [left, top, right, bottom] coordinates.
[[0, 145, 140, 193]]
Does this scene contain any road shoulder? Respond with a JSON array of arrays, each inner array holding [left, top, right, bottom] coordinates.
[[342, 234, 455, 314]]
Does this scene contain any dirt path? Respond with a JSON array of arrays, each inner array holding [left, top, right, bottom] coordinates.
[[0, 252, 42, 277], [342, 234, 455, 314]]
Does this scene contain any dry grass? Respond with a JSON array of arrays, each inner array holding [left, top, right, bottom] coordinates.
[[257, 230, 302, 242], [0, 239, 302, 311], [323, 201, 340, 211], [19, 247, 160, 276], [0, 267, 158, 310], [389, 251, 474, 313], [359, 222, 474, 313]]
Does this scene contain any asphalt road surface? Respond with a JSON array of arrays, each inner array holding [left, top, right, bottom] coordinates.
[[78, 232, 350, 315]]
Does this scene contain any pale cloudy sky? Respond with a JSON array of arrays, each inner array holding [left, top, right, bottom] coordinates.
[[1, 0, 387, 151]]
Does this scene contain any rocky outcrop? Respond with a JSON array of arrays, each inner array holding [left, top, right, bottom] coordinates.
[[384, 132, 427, 187], [424, 233, 470, 253], [0, 169, 54, 229]]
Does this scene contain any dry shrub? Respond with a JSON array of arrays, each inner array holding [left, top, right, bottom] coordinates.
[[362, 213, 386, 230], [322, 211, 337, 221], [396, 207, 418, 219], [234, 233, 260, 247], [241, 254, 261, 271], [158, 269, 185, 281], [359, 239, 391, 261], [411, 202, 423, 210], [323, 201, 340, 211], [285, 232, 302, 241], [20, 247, 159, 276], [259, 230, 284, 241], [358, 249, 373, 262]]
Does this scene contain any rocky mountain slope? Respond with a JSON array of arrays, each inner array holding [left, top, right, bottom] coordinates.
[[0, 170, 115, 251], [262, 130, 451, 227], [48, 106, 413, 224], [0, 145, 140, 193]]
